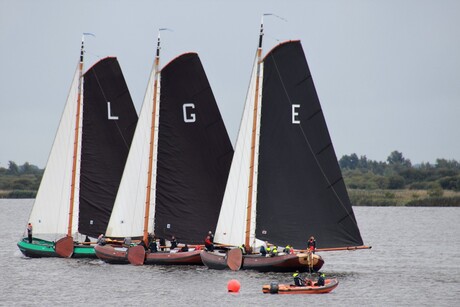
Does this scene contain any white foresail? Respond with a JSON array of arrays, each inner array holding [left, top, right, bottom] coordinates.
[[105, 64, 160, 238], [28, 66, 82, 236], [214, 55, 263, 247]]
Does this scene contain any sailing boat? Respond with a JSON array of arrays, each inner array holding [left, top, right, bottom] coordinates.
[[17, 35, 138, 258], [200, 20, 370, 272], [94, 33, 233, 265]]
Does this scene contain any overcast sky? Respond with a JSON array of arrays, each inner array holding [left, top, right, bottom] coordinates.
[[1, 0, 459, 168]]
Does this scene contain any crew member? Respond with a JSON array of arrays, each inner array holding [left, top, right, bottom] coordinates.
[[149, 238, 158, 253], [123, 237, 132, 246], [307, 236, 316, 253], [283, 244, 291, 254], [208, 230, 214, 243], [315, 272, 325, 286], [170, 236, 178, 249], [260, 245, 267, 256], [270, 245, 278, 257], [205, 235, 214, 252], [266, 244, 271, 256], [27, 223, 33, 243], [293, 271, 306, 286], [97, 234, 106, 246], [138, 239, 147, 250], [180, 244, 189, 252], [159, 238, 166, 251]]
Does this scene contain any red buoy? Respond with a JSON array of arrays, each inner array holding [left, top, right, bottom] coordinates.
[[227, 279, 241, 293]]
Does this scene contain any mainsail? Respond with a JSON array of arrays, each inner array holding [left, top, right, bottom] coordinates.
[[215, 40, 363, 250], [106, 49, 233, 244], [256, 41, 363, 248], [154, 53, 233, 243], [79, 57, 138, 238]]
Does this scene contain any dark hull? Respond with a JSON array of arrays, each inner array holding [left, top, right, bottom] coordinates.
[[200, 250, 324, 273], [17, 237, 96, 258], [95, 244, 203, 265], [144, 250, 203, 265], [263, 279, 339, 294], [94, 244, 129, 264]]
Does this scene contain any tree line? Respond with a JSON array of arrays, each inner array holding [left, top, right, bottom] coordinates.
[[340, 151, 460, 206], [0, 161, 42, 198], [2, 153, 460, 206], [339, 151, 460, 194]]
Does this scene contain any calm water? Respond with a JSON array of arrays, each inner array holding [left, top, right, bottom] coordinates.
[[1, 199, 459, 306]]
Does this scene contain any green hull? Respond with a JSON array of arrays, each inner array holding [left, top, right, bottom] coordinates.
[[17, 237, 96, 258]]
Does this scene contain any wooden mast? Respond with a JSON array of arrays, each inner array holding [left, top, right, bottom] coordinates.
[[67, 35, 85, 238], [143, 33, 162, 245], [245, 19, 264, 249]]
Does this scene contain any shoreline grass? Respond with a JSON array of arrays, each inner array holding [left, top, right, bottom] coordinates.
[[349, 189, 460, 207]]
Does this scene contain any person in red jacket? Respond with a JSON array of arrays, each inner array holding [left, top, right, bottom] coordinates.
[[307, 236, 316, 253], [205, 235, 214, 251]]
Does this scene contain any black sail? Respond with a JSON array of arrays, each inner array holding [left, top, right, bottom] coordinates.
[[79, 57, 138, 238], [255, 41, 363, 248], [154, 53, 234, 244]]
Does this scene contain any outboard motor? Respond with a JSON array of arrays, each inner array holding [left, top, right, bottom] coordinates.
[[269, 282, 279, 294]]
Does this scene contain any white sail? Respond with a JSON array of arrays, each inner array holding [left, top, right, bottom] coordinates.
[[105, 64, 160, 238], [214, 54, 263, 247], [28, 66, 82, 236]]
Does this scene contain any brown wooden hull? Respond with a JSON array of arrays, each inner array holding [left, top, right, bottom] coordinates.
[[144, 250, 203, 265], [201, 250, 324, 272], [263, 279, 338, 294], [95, 244, 203, 265], [94, 244, 129, 264]]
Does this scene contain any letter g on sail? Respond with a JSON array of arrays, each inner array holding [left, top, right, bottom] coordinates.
[[183, 103, 196, 123]]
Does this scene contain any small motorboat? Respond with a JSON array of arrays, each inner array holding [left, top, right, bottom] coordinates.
[[262, 278, 339, 294]]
